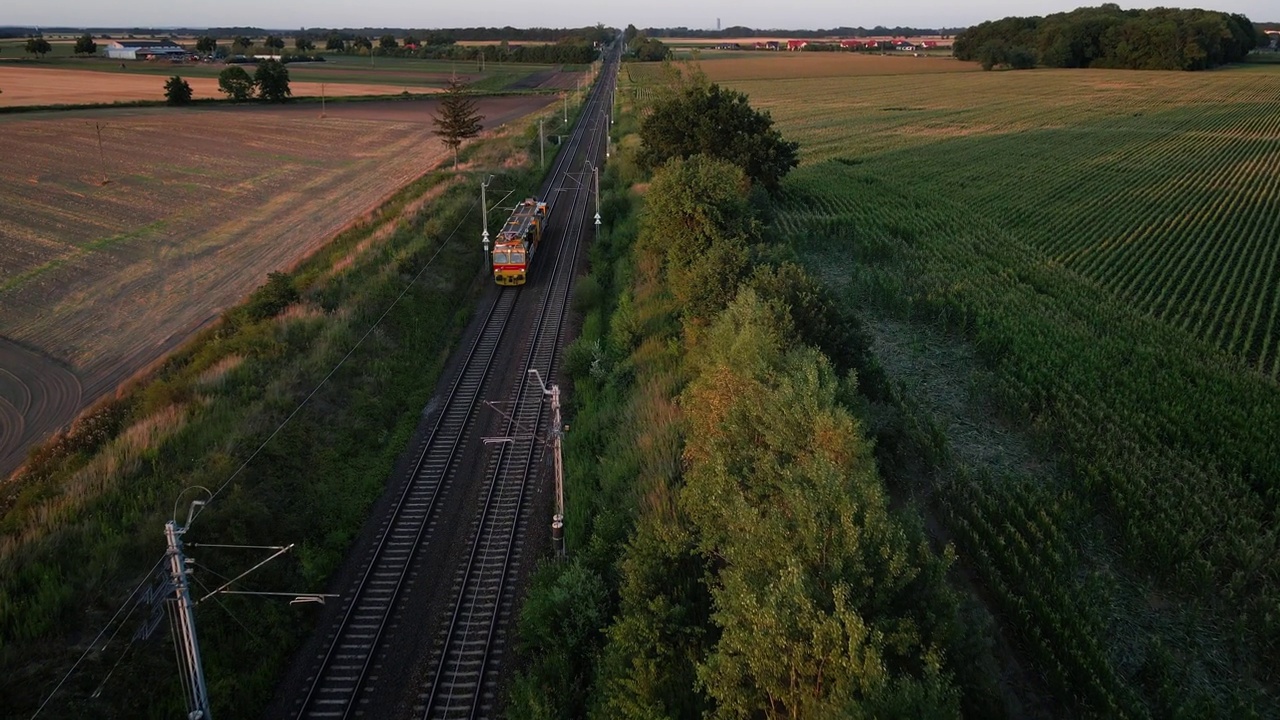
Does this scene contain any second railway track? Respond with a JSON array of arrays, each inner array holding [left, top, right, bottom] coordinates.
[[291, 46, 620, 720]]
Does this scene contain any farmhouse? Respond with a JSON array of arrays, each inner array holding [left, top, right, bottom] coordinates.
[[105, 40, 187, 60]]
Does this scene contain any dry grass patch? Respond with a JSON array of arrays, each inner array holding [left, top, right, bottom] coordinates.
[[197, 354, 245, 388], [0, 404, 189, 563]]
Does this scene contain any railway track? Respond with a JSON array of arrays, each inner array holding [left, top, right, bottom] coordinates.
[[291, 48, 619, 720]]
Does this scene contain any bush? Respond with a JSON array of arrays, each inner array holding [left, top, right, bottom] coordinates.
[[246, 271, 299, 320]]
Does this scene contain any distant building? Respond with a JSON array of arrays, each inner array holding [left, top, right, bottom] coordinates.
[[105, 40, 186, 60]]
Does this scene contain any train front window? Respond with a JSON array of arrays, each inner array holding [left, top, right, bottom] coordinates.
[[510, 251, 525, 264], [493, 251, 509, 264]]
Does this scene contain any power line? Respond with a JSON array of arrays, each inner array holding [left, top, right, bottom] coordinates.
[[32, 553, 168, 719], [36, 186, 481, 718], [198, 195, 480, 519]]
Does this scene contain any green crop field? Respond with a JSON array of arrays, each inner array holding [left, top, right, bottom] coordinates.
[[683, 55, 1280, 715], [740, 68, 1280, 375]]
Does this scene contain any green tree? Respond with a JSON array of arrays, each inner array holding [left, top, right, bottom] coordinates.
[[232, 35, 252, 54], [254, 59, 291, 102], [640, 155, 757, 321], [629, 36, 670, 61], [432, 78, 484, 168], [379, 34, 398, 49], [217, 65, 254, 101], [195, 36, 216, 54], [73, 33, 97, 56], [25, 37, 52, 58], [263, 34, 284, 55], [680, 289, 963, 718], [325, 33, 345, 51], [164, 75, 193, 106], [294, 35, 314, 52], [639, 83, 799, 195]]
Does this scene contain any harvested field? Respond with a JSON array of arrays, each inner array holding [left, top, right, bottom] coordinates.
[[0, 65, 440, 108], [682, 52, 976, 81], [0, 95, 551, 477]]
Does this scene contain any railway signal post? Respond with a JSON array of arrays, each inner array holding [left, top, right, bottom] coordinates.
[[480, 175, 495, 272], [528, 369, 566, 557]]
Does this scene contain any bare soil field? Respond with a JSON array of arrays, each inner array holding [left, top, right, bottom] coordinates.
[[688, 52, 976, 81], [0, 65, 441, 107], [0, 95, 551, 477]]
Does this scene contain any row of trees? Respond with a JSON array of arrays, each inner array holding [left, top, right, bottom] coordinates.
[[624, 26, 671, 61], [955, 4, 1261, 70], [553, 79, 990, 714], [216, 61, 291, 101]]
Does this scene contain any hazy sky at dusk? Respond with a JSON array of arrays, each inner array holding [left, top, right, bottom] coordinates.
[[5, 0, 1275, 29]]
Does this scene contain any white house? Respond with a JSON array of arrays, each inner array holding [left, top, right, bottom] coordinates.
[[105, 40, 187, 60]]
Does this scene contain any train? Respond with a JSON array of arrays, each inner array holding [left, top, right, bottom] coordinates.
[[492, 198, 549, 286]]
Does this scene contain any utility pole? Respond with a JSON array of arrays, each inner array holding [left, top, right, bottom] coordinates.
[[585, 161, 601, 234], [165, 502, 212, 720], [153, 493, 332, 717], [93, 121, 108, 185], [480, 174, 494, 274], [528, 369, 566, 557], [593, 164, 601, 234], [539, 118, 544, 168]]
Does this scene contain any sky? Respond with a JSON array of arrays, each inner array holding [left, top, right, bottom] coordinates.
[[4, 0, 1275, 30]]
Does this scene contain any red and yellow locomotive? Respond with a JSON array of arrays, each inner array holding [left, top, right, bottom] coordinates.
[[492, 198, 548, 286]]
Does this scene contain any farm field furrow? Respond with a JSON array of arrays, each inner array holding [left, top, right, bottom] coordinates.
[[0, 95, 551, 477], [683, 54, 1280, 715]]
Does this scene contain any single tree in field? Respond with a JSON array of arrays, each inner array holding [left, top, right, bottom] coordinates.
[[232, 36, 252, 55], [74, 33, 97, 56], [325, 33, 345, 51], [352, 37, 373, 52], [254, 59, 291, 102], [195, 35, 217, 55], [26, 37, 52, 58], [218, 65, 254, 101], [264, 35, 285, 55], [432, 79, 484, 169], [379, 34, 398, 50], [294, 36, 315, 52], [164, 76, 193, 106]]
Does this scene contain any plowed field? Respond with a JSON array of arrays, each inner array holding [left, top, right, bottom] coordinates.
[[0, 65, 440, 107], [0, 95, 550, 477]]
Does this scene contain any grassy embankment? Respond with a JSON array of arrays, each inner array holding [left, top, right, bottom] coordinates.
[[710, 58, 1280, 715], [0, 94, 584, 718]]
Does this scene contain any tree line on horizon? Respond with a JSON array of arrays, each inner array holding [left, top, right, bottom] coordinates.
[[0, 25, 613, 43], [955, 4, 1262, 71], [639, 24, 966, 38]]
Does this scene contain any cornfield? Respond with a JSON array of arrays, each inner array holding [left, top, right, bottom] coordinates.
[[702, 56, 1280, 714]]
